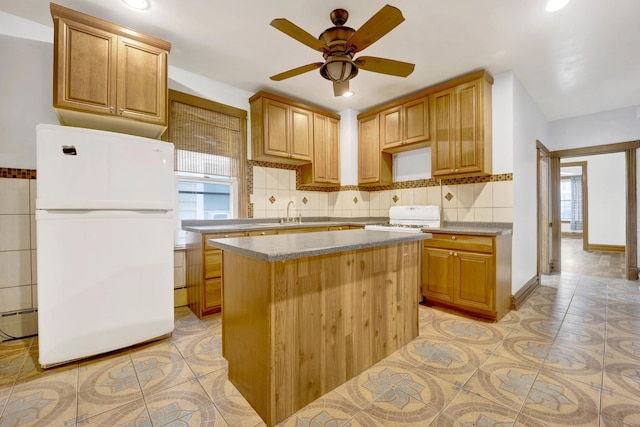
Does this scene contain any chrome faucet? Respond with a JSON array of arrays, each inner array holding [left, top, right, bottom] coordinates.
[[286, 201, 295, 222]]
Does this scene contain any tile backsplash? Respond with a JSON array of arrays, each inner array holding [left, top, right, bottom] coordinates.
[[250, 165, 513, 222], [0, 175, 38, 340]]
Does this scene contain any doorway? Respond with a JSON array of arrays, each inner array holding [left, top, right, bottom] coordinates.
[[537, 141, 639, 281]]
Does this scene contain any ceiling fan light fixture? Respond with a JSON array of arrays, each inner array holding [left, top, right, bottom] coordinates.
[[545, 0, 570, 12], [320, 55, 358, 82], [342, 90, 354, 97]]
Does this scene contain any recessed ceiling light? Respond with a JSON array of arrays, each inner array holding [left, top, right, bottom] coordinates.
[[122, 0, 149, 10], [342, 91, 354, 97], [545, 0, 570, 12]]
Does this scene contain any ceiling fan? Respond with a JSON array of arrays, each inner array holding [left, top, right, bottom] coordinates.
[[269, 4, 415, 96]]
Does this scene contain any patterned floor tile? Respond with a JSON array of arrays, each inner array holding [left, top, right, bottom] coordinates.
[[465, 358, 539, 411], [131, 341, 196, 397], [143, 378, 227, 426], [606, 317, 640, 338], [519, 369, 601, 426], [77, 398, 150, 427], [542, 343, 604, 388], [77, 353, 143, 421], [172, 330, 221, 360], [392, 336, 481, 385], [600, 389, 640, 427], [2, 377, 77, 427], [431, 390, 525, 427], [602, 353, 640, 403], [285, 390, 364, 427], [197, 368, 265, 427]]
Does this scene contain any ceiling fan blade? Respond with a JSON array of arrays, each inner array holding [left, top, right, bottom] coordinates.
[[270, 62, 324, 81], [333, 80, 350, 97], [355, 56, 415, 77], [270, 18, 328, 52], [345, 5, 405, 53]]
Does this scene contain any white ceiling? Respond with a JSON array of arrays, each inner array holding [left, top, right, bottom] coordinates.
[[1, 0, 639, 121]]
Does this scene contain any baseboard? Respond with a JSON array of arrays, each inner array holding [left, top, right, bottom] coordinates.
[[561, 232, 583, 238], [511, 275, 539, 310], [587, 244, 625, 252]]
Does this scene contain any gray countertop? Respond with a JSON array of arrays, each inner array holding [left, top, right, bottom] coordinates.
[[425, 223, 512, 236], [182, 217, 385, 234], [208, 229, 432, 262]]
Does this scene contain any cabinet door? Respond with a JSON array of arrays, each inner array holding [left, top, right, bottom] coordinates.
[[430, 88, 457, 176], [456, 80, 483, 175], [358, 115, 383, 184], [289, 106, 313, 161], [403, 97, 429, 144], [263, 99, 290, 157], [204, 278, 222, 313], [54, 18, 117, 115], [326, 117, 341, 183], [422, 247, 454, 303], [380, 106, 402, 150], [117, 37, 167, 125], [454, 251, 493, 312]]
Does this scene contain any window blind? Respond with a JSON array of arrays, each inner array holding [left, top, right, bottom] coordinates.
[[169, 101, 243, 177]]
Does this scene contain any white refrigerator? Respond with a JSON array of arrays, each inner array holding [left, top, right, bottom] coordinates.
[[36, 124, 175, 368]]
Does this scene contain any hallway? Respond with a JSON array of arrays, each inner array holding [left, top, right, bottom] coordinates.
[[561, 237, 626, 279]]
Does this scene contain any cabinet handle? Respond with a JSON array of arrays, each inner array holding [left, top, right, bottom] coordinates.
[[455, 169, 459, 172], [109, 106, 114, 113], [118, 108, 124, 115], [449, 251, 453, 256], [453, 252, 458, 257], [224, 234, 229, 238], [261, 232, 266, 236], [451, 236, 456, 240]]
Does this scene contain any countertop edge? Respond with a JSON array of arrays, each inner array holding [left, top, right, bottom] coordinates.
[[208, 230, 432, 262]]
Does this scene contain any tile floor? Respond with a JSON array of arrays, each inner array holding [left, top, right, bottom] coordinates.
[[1, 249, 639, 426]]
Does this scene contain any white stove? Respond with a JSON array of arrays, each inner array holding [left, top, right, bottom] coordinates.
[[365, 205, 441, 234]]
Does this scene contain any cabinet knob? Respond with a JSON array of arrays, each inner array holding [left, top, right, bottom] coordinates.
[[455, 169, 459, 172], [451, 236, 456, 240], [109, 106, 114, 113], [118, 108, 124, 114], [449, 251, 453, 256], [261, 232, 266, 236], [454, 252, 458, 257], [224, 234, 229, 238]]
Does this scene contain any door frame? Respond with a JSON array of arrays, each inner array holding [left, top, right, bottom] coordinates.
[[537, 140, 552, 274], [559, 161, 588, 250], [549, 140, 640, 280]]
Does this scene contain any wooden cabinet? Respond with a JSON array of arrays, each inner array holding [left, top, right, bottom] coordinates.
[[430, 73, 493, 178], [50, 3, 170, 139], [358, 113, 392, 185], [380, 97, 430, 153], [421, 231, 511, 321], [251, 91, 342, 165], [186, 231, 244, 317], [186, 224, 356, 318], [300, 113, 341, 186]]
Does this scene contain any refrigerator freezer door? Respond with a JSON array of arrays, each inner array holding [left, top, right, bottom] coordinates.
[[36, 210, 174, 367], [36, 124, 174, 210]]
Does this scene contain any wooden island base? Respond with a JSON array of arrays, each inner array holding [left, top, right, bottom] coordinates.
[[222, 241, 420, 426]]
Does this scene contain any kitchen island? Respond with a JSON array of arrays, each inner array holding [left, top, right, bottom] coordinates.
[[208, 229, 432, 426]]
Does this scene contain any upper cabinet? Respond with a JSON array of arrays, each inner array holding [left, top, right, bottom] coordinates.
[[358, 113, 392, 185], [50, 3, 171, 139], [300, 113, 341, 186], [431, 72, 493, 178], [380, 97, 430, 153], [357, 70, 493, 184], [250, 91, 341, 181]]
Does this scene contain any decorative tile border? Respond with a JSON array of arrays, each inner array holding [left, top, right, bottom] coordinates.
[[0, 168, 37, 179]]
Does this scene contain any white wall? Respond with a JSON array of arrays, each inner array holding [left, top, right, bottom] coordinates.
[[548, 106, 640, 151], [569, 154, 625, 246], [501, 71, 549, 294], [339, 109, 359, 186], [0, 35, 58, 169]]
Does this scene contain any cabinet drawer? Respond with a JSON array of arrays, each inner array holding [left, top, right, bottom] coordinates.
[[205, 232, 246, 249], [424, 233, 494, 253], [205, 249, 222, 278], [204, 278, 222, 310]]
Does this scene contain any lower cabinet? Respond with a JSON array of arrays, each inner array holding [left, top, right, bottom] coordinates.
[[421, 232, 512, 321], [186, 225, 352, 318]]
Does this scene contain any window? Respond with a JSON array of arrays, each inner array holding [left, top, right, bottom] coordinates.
[[560, 178, 572, 220], [166, 90, 247, 243]]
